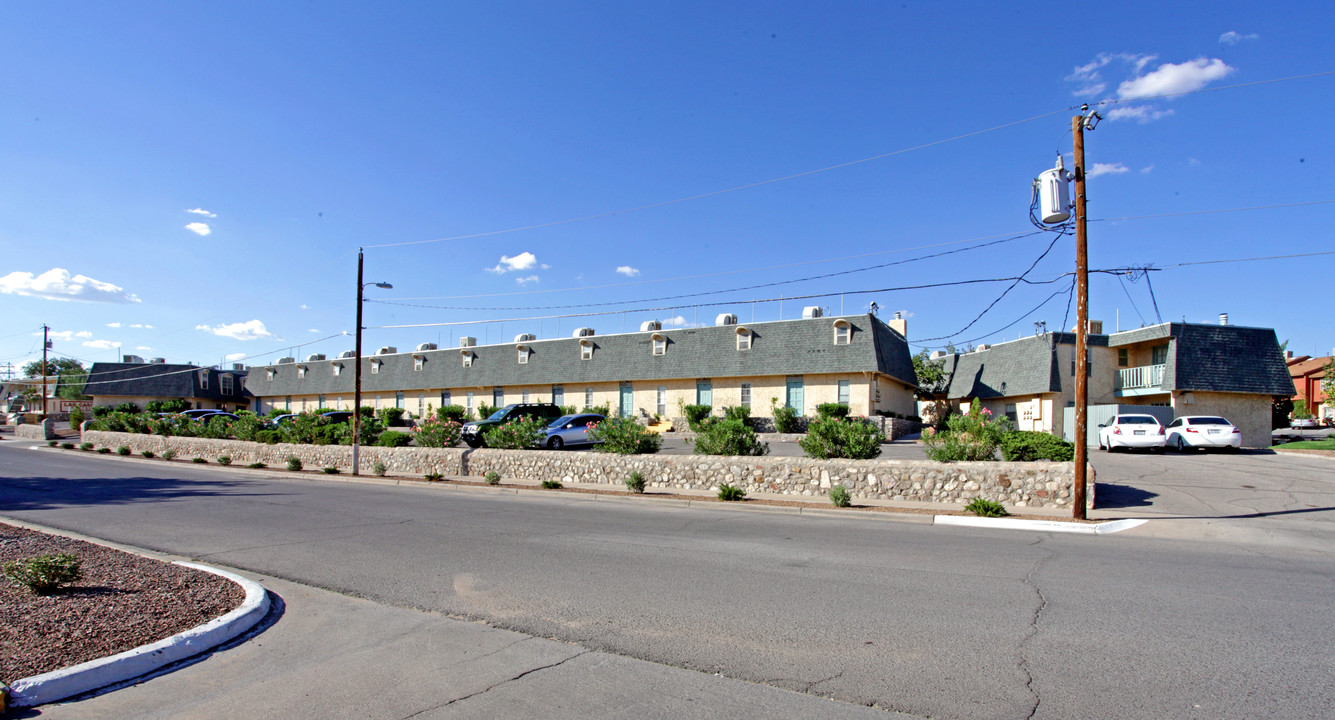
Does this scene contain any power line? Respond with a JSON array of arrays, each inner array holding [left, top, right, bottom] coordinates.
[[1087, 69, 1335, 108], [1091, 199, 1335, 224], [1161, 250, 1335, 269]]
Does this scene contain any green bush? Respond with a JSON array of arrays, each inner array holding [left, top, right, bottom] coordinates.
[[770, 398, 800, 433], [999, 431, 1075, 462], [61, 442, 75, 450], [322, 467, 340, 474], [483, 417, 547, 449], [3, 553, 82, 595], [477, 403, 496, 421], [583, 402, 611, 417], [373, 461, 387, 477], [922, 399, 1012, 462], [413, 417, 463, 448], [378, 407, 407, 427], [484, 470, 501, 485], [68, 406, 85, 427], [800, 417, 884, 459], [79, 441, 93, 451], [145, 399, 190, 414], [113, 402, 141, 414], [47, 440, 58, 447], [424, 472, 443, 482], [717, 484, 746, 501], [254, 429, 282, 445], [816, 403, 851, 420], [229, 412, 264, 442], [141, 450, 155, 458], [541, 480, 563, 489], [560, 405, 578, 416], [722, 405, 752, 425], [97, 447, 111, 454], [247, 462, 267, 469], [589, 417, 662, 454], [682, 404, 712, 430], [624, 471, 647, 494], [192, 457, 207, 464], [115, 445, 130, 455], [217, 455, 232, 466], [91, 405, 112, 418], [286, 456, 303, 471], [376, 430, 413, 447], [964, 497, 1010, 517], [162, 448, 177, 460], [690, 418, 768, 456], [829, 484, 852, 508], [437, 404, 469, 422]]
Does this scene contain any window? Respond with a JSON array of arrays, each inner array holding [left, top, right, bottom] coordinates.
[[221, 374, 234, 396], [652, 335, 666, 356], [552, 385, 564, 407], [418, 393, 425, 414], [696, 380, 712, 407], [736, 329, 751, 351], [333, 363, 342, 376], [267, 369, 274, 381], [522, 389, 530, 403], [585, 387, 594, 409], [285, 396, 292, 410], [1117, 348, 1129, 367], [441, 390, 451, 407], [833, 320, 851, 345], [414, 356, 424, 371], [318, 394, 326, 406], [518, 347, 530, 364], [740, 383, 752, 408], [580, 341, 593, 360], [1151, 344, 1169, 366], [493, 387, 504, 407], [462, 352, 473, 368], [466, 391, 474, 416], [199, 371, 209, 390], [1005, 403, 1018, 424], [371, 360, 380, 375], [395, 391, 404, 409], [298, 366, 307, 379], [837, 380, 849, 405], [657, 386, 667, 415]]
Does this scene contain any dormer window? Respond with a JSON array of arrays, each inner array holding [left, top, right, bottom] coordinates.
[[221, 374, 234, 396], [736, 327, 752, 351], [333, 363, 342, 377], [518, 346, 530, 365], [580, 339, 593, 360], [297, 365, 307, 379], [199, 371, 209, 390], [371, 360, 381, 375], [266, 369, 275, 382], [833, 320, 852, 345], [461, 350, 473, 368], [651, 334, 666, 356], [414, 355, 425, 371]]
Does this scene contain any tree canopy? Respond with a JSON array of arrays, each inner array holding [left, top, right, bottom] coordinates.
[[22, 358, 86, 378]]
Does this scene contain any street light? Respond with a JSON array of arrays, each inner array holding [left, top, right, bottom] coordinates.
[[353, 248, 392, 476]]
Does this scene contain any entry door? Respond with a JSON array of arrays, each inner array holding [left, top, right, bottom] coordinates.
[[619, 383, 634, 418], [785, 377, 804, 413], [696, 380, 712, 407]]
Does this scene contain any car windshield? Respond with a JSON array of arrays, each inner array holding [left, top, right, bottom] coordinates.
[[549, 415, 577, 428], [1119, 416, 1159, 425], [1188, 417, 1229, 425], [486, 406, 513, 421]]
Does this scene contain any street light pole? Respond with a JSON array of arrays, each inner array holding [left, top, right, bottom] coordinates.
[[352, 249, 392, 476]]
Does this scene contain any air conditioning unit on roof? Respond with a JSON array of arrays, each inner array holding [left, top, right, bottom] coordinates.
[[339, 350, 356, 359], [572, 328, 595, 338], [640, 320, 661, 332], [150, 357, 166, 364], [277, 357, 295, 364], [306, 353, 326, 362], [121, 355, 144, 364], [715, 313, 737, 326], [802, 306, 823, 319], [459, 337, 477, 348], [376, 346, 397, 355], [417, 342, 437, 351], [514, 333, 536, 343]]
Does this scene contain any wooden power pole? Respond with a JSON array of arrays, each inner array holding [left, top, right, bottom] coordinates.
[[1071, 113, 1092, 520]]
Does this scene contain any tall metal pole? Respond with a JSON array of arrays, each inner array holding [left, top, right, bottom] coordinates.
[[1071, 115, 1090, 520], [353, 250, 364, 476], [42, 325, 50, 417]]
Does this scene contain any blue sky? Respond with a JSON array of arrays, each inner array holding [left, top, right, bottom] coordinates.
[[3, 1, 1333, 378]]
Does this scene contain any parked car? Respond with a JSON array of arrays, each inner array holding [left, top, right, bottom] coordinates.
[[1166, 416, 1241, 451], [266, 413, 298, 428], [540, 414, 605, 450], [461, 403, 565, 448], [1097, 414, 1166, 452], [320, 411, 355, 424], [180, 409, 225, 420], [1290, 417, 1318, 429]]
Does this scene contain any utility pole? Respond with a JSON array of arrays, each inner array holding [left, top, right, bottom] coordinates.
[[354, 251, 365, 476], [1071, 108, 1097, 520], [42, 325, 50, 418]]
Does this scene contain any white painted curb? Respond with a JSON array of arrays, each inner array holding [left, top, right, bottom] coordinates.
[[6, 562, 270, 708], [934, 516, 1148, 535]]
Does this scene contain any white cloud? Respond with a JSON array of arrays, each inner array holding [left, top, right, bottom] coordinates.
[[106, 322, 122, 328], [48, 330, 94, 341], [486, 252, 539, 274], [0, 268, 141, 303], [1071, 82, 1106, 97], [82, 339, 121, 350], [1107, 105, 1175, 124], [308, 328, 319, 333], [1188, 157, 1202, 166], [1117, 57, 1233, 100], [195, 319, 274, 341], [1066, 53, 1156, 96], [185, 222, 212, 236], [225, 352, 247, 362], [515, 275, 540, 286], [137, 346, 153, 352], [185, 208, 217, 218], [1140, 165, 1155, 174], [1087, 162, 1131, 178], [615, 265, 641, 277], [299, 304, 309, 310], [1219, 31, 1258, 45], [130, 323, 153, 329], [661, 316, 693, 328]]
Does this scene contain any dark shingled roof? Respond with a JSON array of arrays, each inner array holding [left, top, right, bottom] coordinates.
[[247, 314, 918, 398], [943, 335, 1068, 399], [85, 362, 250, 402]]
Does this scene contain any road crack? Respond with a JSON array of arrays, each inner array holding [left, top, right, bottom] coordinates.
[[400, 648, 590, 718], [1019, 536, 1056, 720]]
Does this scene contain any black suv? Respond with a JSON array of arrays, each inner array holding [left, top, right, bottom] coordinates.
[[462, 403, 564, 448]]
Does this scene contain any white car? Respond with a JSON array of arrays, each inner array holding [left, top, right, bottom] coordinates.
[[1166, 416, 1242, 451], [1097, 414, 1166, 452], [1290, 418, 1318, 429]]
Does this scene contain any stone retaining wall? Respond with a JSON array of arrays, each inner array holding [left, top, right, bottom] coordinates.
[[82, 430, 1093, 509], [667, 416, 922, 440], [16, 420, 56, 441]]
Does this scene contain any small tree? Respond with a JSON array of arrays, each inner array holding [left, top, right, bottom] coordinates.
[[922, 398, 1012, 462]]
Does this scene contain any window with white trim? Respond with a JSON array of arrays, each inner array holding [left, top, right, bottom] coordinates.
[[736, 329, 751, 351], [298, 366, 307, 379], [837, 380, 850, 405], [414, 356, 424, 371], [656, 386, 667, 416], [221, 374, 234, 396], [441, 390, 451, 407], [466, 391, 474, 416], [462, 352, 473, 368], [267, 369, 275, 381], [833, 320, 851, 345], [371, 360, 381, 375], [333, 363, 342, 376], [518, 346, 530, 364], [522, 389, 530, 403], [580, 341, 593, 360], [585, 387, 594, 408], [740, 383, 751, 408], [652, 335, 666, 356], [199, 371, 209, 390]]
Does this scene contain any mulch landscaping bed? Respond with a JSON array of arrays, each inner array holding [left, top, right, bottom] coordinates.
[[1, 523, 244, 685]]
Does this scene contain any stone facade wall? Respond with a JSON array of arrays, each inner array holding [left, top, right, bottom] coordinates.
[[16, 420, 56, 440], [669, 416, 921, 440], [82, 430, 1092, 509]]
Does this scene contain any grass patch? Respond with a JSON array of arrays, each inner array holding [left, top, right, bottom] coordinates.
[[322, 467, 340, 474], [424, 472, 443, 482], [484, 470, 501, 485], [717, 484, 746, 502], [829, 484, 852, 508], [247, 462, 267, 469], [1276, 438, 1335, 450], [964, 497, 1010, 517], [624, 471, 647, 494], [541, 480, 563, 489]]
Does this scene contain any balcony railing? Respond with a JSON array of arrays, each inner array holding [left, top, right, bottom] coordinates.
[[1116, 363, 1165, 391]]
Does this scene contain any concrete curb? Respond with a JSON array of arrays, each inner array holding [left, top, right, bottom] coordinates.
[[5, 562, 270, 708], [933, 516, 1147, 535]]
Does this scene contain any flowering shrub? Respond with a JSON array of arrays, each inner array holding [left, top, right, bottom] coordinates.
[[922, 399, 1012, 462], [800, 416, 884, 459], [414, 416, 463, 447], [589, 417, 662, 454], [690, 417, 768, 456], [482, 416, 548, 449], [682, 404, 712, 430]]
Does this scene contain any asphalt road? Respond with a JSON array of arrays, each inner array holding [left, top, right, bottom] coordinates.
[[3, 443, 1333, 719]]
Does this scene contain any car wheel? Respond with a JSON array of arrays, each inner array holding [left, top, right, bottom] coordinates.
[[548, 436, 564, 450], [1175, 436, 1188, 452], [464, 438, 482, 449]]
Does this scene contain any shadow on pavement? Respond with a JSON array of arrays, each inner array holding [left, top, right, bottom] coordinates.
[[1094, 483, 1158, 509], [0, 475, 282, 512]]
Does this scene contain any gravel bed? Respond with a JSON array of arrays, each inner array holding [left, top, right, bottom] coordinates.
[[1, 523, 244, 684]]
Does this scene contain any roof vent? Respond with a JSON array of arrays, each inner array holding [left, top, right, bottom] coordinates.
[[376, 346, 397, 355], [640, 320, 661, 332], [121, 355, 144, 364], [514, 333, 536, 343], [1219, 313, 1229, 326], [715, 313, 738, 326], [975, 344, 991, 352], [277, 357, 295, 364], [150, 357, 166, 364], [572, 327, 596, 338], [416, 342, 437, 351], [930, 350, 948, 359], [459, 337, 477, 348], [339, 350, 356, 359], [306, 353, 326, 362], [802, 306, 824, 319], [232, 363, 246, 371]]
